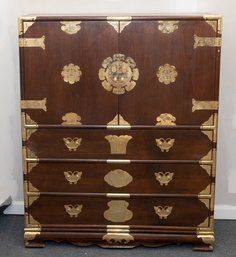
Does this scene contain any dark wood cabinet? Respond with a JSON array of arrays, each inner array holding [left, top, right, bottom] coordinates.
[[19, 15, 222, 251]]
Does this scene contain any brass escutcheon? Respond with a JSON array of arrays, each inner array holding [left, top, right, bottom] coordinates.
[[155, 138, 175, 152]]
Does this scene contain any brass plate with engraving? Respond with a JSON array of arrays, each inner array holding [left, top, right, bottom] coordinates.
[[154, 205, 173, 219], [104, 169, 133, 188], [155, 172, 174, 186], [156, 64, 178, 85], [60, 21, 81, 34], [105, 135, 132, 154], [21, 98, 47, 112], [19, 36, 45, 50], [192, 99, 219, 112], [194, 35, 222, 49], [61, 63, 82, 85], [61, 112, 82, 125], [64, 171, 82, 184], [156, 113, 176, 125], [158, 21, 179, 34], [104, 200, 133, 222], [63, 137, 82, 151], [64, 204, 83, 218], [156, 138, 175, 152], [99, 54, 139, 95]]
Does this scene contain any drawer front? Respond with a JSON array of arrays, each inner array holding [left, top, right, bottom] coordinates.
[[26, 129, 213, 160], [27, 162, 212, 194], [27, 195, 210, 227]]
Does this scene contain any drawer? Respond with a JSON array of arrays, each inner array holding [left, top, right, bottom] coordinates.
[[27, 162, 212, 195], [27, 195, 211, 227], [26, 129, 213, 160]]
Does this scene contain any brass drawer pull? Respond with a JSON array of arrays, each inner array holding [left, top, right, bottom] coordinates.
[[155, 172, 174, 186], [64, 204, 83, 218], [155, 138, 175, 152], [63, 137, 82, 151], [154, 205, 173, 219], [64, 171, 82, 184]]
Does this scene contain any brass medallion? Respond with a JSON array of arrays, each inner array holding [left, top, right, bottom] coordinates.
[[64, 171, 82, 184], [154, 205, 173, 219], [62, 112, 82, 125], [99, 54, 139, 95], [156, 64, 178, 85], [63, 137, 82, 151], [104, 169, 133, 188], [104, 200, 133, 222], [60, 21, 81, 35], [156, 138, 175, 152], [158, 21, 179, 34], [61, 63, 82, 85], [155, 172, 174, 186], [105, 135, 132, 154], [64, 204, 83, 218], [156, 113, 176, 125]]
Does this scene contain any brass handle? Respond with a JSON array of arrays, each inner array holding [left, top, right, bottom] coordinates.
[[63, 137, 82, 151], [64, 171, 82, 184], [154, 205, 173, 219], [155, 172, 174, 186], [64, 204, 83, 218], [155, 138, 175, 152], [105, 135, 132, 154]]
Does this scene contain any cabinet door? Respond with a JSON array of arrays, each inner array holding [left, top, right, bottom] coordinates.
[[20, 19, 118, 125], [117, 18, 221, 125]]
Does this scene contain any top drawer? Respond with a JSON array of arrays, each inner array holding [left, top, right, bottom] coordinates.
[[26, 128, 213, 160]]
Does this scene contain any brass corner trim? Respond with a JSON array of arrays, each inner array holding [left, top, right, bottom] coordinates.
[[194, 34, 222, 49], [197, 215, 214, 229], [21, 98, 47, 112], [28, 162, 39, 173], [198, 184, 211, 196], [22, 146, 27, 175], [197, 233, 215, 246], [107, 16, 132, 21], [203, 15, 222, 35], [192, 99, 219, 112], [19, 36, 45, 50], [27, 192, 40, 207], [28, 181, 39, 192], [24, 231, 41, 243], [200, 165, 211, 176], [21, 112, 38, 141], [201, 130, 213, 141], [18, 16, 36, 36], [106, 17, 132, 33]]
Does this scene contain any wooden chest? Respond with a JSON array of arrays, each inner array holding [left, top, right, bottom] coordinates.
[[19, 15, 222, 251]]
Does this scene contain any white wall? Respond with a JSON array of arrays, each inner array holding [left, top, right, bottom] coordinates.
[[1, 0, 236, 218]]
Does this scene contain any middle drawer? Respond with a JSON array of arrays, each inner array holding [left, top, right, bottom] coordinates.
[[26, 129, 213, 160], [26, 162, 212, 194]]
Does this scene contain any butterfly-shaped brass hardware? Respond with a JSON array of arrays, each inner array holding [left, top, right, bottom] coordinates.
[[63, 137, 82, 151], [155, 138, 175, 152]]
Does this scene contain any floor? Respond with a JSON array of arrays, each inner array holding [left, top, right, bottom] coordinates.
[[0, 215, 235, 257]]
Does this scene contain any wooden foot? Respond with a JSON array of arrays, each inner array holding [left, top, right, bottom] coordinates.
[[193, 243, 213, 252]]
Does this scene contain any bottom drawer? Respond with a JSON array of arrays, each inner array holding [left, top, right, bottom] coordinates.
[[27, 195, 211, 228]]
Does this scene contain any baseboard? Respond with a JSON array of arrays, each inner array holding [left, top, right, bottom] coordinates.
[[3, 201, 236, 220]]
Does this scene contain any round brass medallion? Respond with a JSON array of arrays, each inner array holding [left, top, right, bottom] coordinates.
[[99, 54, 139, 95]]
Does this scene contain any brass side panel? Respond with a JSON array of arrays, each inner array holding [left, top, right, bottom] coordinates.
[[194, 35, 222, 49], [158, 21, 179, 34], [104, 200, 133, 222], [21, 98, 47, 112], [60, 21, 81, 34], [19, 36, 45, 50], [192, 99, 219, 112], [104, 169, 133, 188], [105, 135, 132, 154]]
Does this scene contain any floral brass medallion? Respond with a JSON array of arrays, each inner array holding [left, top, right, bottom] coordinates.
[[156, 113, 176, 125], [60, 21, 81, 35], [158, 21, 179, 34], [156, 64, 178, 85], [61, 63, 82, 85], [99, 54, 139, 94]]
